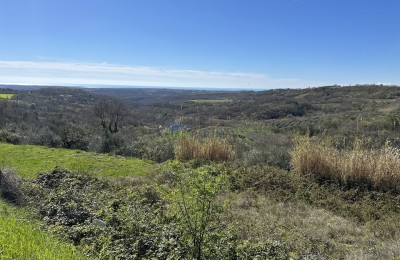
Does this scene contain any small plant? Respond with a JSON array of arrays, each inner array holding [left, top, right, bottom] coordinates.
[[163, 162, 227, 259]]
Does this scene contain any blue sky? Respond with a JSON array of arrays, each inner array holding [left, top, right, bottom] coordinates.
[[0, 0, 399, 89]]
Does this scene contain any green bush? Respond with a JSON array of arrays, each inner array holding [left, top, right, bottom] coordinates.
[[0, 130, 20, 144], [28, 169, 185, 259]]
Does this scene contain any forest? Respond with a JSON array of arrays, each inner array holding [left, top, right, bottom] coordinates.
[[1, 84, 400, 259]]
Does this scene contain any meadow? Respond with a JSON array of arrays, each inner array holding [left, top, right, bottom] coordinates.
[[0, 93, 14, 99], [0, 142, 153, 178]]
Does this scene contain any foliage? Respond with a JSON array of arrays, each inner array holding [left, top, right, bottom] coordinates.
[[28, 169, 185, 259], [138, 134, 175, 162], [162, 162, 227, 259], [59, 122, 90, 150], [0, 130, 20, 144], [99, 131, 126, 153], [0, 199, 87, 260], [3, 85, 400, 258]]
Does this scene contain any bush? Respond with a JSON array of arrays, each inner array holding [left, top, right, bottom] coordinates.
[[29, 127, 62, 148], [236, 240, 290, 259], [59, 123, 89, 150], [100, 132, 125, 153], [0, 168, 25, 204], [162, 162, 227, 259], [140, 136, 175, 162], [0, 130, 20, 144], [29, 169, 185, 259], [228, 165, 299, 198]]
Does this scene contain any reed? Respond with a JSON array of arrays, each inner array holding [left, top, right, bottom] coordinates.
[[292, 136, 400, 192], [175, 134, 236, 162]]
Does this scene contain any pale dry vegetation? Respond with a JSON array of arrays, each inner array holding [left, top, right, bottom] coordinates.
[[224, 191, 400, 259], [175, 134, 236, 162], [292, 136, 400, 192]]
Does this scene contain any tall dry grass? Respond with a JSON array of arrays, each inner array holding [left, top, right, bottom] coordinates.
[[292, 136, 400, 192], [175, 134, 236, 162]]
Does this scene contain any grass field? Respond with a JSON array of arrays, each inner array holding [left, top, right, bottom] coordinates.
[[0, 94, 14, 99], [0, 143, 153, 178], [0, 199, 87, 259]]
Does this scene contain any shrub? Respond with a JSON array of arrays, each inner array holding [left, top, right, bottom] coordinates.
[[175, 134, 236, 162], [291, 136, 400, 192], [100, 132, 125, 153], [0, 168, 25, 204], [29, 169, 185, 259], [140, 136, 175, 162], [0, 130, 20, 144], [29, 127, 62, 148], [59, 123, 89, 150]]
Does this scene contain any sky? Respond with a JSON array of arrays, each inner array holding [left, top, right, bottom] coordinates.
[[0, 0, 399, 89]]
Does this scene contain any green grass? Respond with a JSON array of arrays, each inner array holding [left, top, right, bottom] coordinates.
[[0, 199, 87, 260], [0, 143, 153, 178], [0, 94, 14, 99]]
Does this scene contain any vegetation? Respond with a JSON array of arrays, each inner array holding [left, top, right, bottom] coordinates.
[[190, 98, 233, 103], [0, 199, 87, 259], [1, 84, 400, 259], [0, 142, 152, 178], [0, 93, 14, 99], [292, 136, 400, 192], [175, 134, 236, 162]]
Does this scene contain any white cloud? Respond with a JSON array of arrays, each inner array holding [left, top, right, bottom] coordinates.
[[0, 60, 316, 89]]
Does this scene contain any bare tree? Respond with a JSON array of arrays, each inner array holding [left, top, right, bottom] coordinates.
[[94, 99, 127, 134]]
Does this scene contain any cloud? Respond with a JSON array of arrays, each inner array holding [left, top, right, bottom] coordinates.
[[0, 60, 315, 89]]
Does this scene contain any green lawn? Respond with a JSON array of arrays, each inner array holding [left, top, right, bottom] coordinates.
[[0, 94, 14, 99], [0, 143, 153, 178], [0, 199, 87, 260]]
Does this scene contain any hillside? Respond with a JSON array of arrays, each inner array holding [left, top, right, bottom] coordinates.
[[1, 85, 400, 259]]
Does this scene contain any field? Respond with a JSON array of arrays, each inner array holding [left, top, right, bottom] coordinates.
[[0, 142, 153, 178], [0, 94, 14, 99]]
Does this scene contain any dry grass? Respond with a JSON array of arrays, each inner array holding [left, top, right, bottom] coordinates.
[[223, 191, 400, 259], [292, 136, 400, 192], [175, 134, 236, 162]]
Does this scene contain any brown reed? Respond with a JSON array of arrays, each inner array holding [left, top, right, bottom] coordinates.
[[291, 136, 400, 192]]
